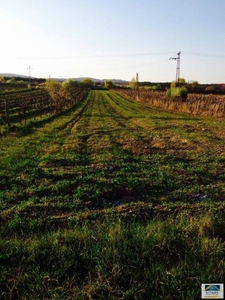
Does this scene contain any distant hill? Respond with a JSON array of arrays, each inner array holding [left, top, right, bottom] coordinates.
[[0, 73, 32, 79], [51, 77, 129, 85]]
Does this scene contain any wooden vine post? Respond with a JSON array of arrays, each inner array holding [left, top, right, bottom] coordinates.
[[215, 102, 220, 116]]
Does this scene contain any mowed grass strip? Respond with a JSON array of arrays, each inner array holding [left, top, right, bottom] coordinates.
[[1, 90, 225, 215], [0, 90, 225, 299]]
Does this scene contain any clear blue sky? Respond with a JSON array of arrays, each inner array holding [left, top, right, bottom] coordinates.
[[1, 0, 225, 83]]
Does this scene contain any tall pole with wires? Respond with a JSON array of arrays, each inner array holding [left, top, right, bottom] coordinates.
[[136, 73, 139, 90], [27, 65, 33, 84], [135, 73, 139, 99], [169, 52, 181, 85]]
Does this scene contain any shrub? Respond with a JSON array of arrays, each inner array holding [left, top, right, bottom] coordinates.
[[179, 86, 188, 100], [166, 86, 188, 101]]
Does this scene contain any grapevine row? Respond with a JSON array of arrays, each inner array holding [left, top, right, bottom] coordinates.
[[0, 87, 89, 127], [114, 89, 225, 117]]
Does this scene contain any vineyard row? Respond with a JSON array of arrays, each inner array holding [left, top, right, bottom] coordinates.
[[0, 88, 89, 127], [115, 89, 225, 117]]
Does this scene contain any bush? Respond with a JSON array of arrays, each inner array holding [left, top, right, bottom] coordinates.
[[179, 86, 188, 100], [166, 88, 171, 99], [166, 86, 188, 101]]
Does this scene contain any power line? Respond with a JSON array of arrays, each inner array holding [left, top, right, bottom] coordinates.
[[2, 51, 225, 61], [1, 51, 225, 60], [1, 52, 177, 60], [183, 51, 225, 58]]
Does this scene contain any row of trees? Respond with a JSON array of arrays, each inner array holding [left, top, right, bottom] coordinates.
[[0, 76, 26, 85], [0, 76, 116, 91], [0, 76, 46, 85], [128, 77, 225, 95], [128, 76, 225, 101]]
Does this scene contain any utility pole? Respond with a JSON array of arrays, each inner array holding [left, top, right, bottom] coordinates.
[[135, 73, 139, 99], [27, 65, 33, 84], [136, 73, 139, 90], [169, 52, 181, 85]]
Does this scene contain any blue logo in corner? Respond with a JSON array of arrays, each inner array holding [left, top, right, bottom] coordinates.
[[202, 283, 224, 299], [205, 285, 221, 291]]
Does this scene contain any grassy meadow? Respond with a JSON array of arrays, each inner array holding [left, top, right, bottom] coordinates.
[[0, 90, 225, 299]]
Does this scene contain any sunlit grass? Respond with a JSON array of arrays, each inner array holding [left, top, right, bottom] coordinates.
[[0, 90, 225, 298], [0, 212, 224, 299]]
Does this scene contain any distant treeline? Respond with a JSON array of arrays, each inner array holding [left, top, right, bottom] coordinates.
[[3, 77, 46, 84], [0, 78, 47, 91], [138, 82, 225, 94], [1, 76, 225, 94]]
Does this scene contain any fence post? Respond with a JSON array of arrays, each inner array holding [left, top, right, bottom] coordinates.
[[222, 102, 225, 116], [215, 102, 220, 116], [196, 100, 201, 114]]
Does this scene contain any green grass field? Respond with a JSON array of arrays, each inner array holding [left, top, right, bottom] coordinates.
[[0, 90, 225, 299]]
